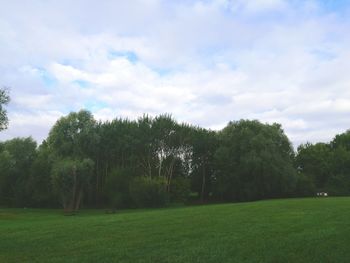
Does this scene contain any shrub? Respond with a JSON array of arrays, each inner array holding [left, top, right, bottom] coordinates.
[[170, 177, 191, 203], [104, 168, 135, 209], [129, 177, 169, 208], [294, 173, 315, 197]]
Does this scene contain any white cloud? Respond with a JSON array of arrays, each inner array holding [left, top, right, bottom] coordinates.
[[1, 110, 63, 143], [1, 0, 350, 148]]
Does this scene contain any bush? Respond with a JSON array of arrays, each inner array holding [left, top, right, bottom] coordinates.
[[294, 173, 315, 197], [170, 177, 191, 203], [129, 177, 169, 208], [104, 168, 135, 209], [326, 173, 350, 196]]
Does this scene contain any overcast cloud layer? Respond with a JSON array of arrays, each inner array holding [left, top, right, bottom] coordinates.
[[1, 0, 350, 147]]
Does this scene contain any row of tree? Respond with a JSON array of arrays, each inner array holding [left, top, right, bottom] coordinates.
[[0, 108, 349, 211]]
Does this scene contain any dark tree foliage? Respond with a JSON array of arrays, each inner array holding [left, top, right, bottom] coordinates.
[[2, 110, 350, 210], [104, 167, 135, 209], [28, 141, 57, 207], [0, 87, 10, 131], [47, 110, 97, 211], [47, 110, 98, 159], [296, 143, 331, 191], [0, 137, 37, 206], [189, 128, 218, 202], [52, 158, 94, 212], [295, 130, 350, 196], [213, 120, 296, 201], [129, 177, 168, 208], [328, 131, 350, 195]]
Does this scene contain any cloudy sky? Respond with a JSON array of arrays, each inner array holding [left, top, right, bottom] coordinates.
[[1, 0, 350, 147]]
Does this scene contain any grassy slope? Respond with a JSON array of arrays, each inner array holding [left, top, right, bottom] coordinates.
[[1, 197, 350, 263]]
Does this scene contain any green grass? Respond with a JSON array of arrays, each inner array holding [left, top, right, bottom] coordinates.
[[1, 197, 350, 262]]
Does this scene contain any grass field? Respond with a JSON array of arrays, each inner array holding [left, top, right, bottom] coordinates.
[[1, 197, 350, 263]]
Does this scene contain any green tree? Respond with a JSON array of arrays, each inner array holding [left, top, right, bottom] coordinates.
[[0, 137, 37, 206], [0, 88, 10, 131], [0, 149, 14, 205], [94, 118, 141, 205], [47, 110, 97, 211], [295, 131, 350, 196], [296, 142, 332, 191], [52, 158, 94, 212], [213, 120, 296, 201], [47, 110, 98, 158], [151, 115, 192, 193], [189, 128, 217, 202], [28, 141, 57, 207], [328, 131, 350, 195]]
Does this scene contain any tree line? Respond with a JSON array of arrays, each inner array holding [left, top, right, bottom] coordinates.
[[1, 102, 350, 211]]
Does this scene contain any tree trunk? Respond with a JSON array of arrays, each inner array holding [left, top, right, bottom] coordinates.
[[95, 158, 99, 204], [71, 165, 78, 212], [62, 194, 69, 212], [158, 158, 162, 177], [103, 162, 108, 189], [166, 159, 175, 193], [148, 156, 152, 178], [201, 164, 206, 203], [75, 189, 83, 211]]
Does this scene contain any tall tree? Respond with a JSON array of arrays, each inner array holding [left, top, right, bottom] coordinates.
[[328, 131, 350, 195], [47, 110, 99, 159], [296, 142, 332, 191], [151, 115, 192, 193], [0, 137, 37, 206], [52, 158, 94, 212], [47, 110, 97, 211], [190, 128, 217, 202], [213, 120, 296, 201], [28, 140, 57, 207]]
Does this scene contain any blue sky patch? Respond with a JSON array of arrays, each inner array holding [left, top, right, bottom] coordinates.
[[84, 101, 108, 111], [108, 50, 138, 63], [37, 68, 57, 87], [59, 59, 84, 68], [72, 79, 90, 88], [310, 49, 337, 61], [318, 0, 350, 13]]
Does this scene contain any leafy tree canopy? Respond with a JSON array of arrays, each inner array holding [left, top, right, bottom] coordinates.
[[0, 88, 10, 131]]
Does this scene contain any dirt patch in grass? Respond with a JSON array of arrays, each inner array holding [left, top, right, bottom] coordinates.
[[0, 212, 19, 220]]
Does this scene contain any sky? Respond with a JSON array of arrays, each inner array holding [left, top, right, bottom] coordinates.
[[1, 0, 350, 147]]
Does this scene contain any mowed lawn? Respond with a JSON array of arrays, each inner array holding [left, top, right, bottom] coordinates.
[[1, 198, 350, 263]]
